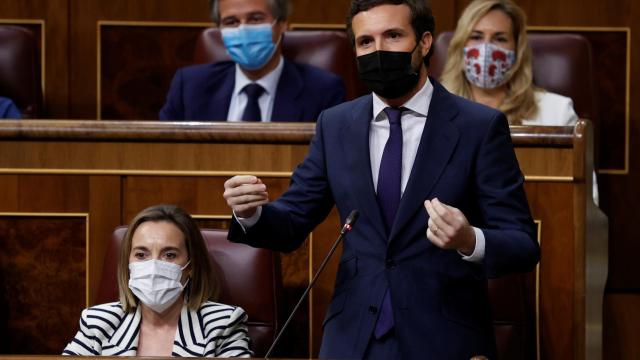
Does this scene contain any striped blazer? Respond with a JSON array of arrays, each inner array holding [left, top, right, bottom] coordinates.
[[63, 301, 252, 357]]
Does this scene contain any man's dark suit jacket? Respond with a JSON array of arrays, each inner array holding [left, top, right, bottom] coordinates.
[[0, 96, 20, 119], [159, 60, 346, 121], [228, 79, 539, 359]]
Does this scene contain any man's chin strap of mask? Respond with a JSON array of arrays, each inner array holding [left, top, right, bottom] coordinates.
[[263, 20, 284, 64], [408, 35, 424, 74]]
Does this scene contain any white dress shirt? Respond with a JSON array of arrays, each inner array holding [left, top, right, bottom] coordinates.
[[370, 78, 432, 194], [238, 78, 485, 263], [226, 56, 284, 122]]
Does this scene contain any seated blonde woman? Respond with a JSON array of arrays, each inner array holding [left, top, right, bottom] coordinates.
[[441, 0, 600, 205], [63, 205, 252, 357], [440, 0, 578, 126]]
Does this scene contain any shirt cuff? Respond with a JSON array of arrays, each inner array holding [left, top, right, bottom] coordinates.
[[234, 206, 262, 232], [458, 227, 485, 263]]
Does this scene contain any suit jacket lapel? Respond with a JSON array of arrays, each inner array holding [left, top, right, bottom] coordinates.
[[344, 95, 387, 242], [271, 60, 303, 121], [203, 64, 234, 120], [389, 80, 461, 240]]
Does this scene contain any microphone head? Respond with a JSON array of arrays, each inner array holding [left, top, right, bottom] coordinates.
[[345, 210, 360, 227]]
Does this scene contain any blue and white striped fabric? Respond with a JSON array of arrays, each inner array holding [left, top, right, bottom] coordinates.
[[62, 301, 251, 357]]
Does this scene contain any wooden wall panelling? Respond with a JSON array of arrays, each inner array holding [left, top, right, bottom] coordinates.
[[13, 175, 88, 212], [0, 173, 121, 351], [288, 0, 350, 24], [0, 143, 308, 174], [0, 176, 19, 210], [525, 28, 629, 175], [525, 182, 576, 359], [87, 176, 121, 304], [69, 0, 211, 119], [99, 22, 208, 120], [288, 0, 458, 32], [576, 29, 630, 174], [604, 294, 640, 360], [0, 214, 87, 354], [509, 0, 633, 27], [0, 0, 68, 118], [599, 1, 640, 292]]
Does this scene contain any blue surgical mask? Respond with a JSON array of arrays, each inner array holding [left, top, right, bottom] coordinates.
[[221, 22, 280, 70]]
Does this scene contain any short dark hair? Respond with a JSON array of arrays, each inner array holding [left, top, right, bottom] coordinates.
[[208, 0, 292, 24], [346, 0, 436, 65]]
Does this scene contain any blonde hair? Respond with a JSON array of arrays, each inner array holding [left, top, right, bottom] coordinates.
[[440, 0, 538, 124], [117, 205, 219, 313]]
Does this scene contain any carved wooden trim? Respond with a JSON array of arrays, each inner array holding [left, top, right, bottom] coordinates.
[[0, 120, 575, 146]]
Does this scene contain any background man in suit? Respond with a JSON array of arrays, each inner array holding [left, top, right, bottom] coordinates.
[[223, 0, 539, 358], [159, 0, 346, 121]]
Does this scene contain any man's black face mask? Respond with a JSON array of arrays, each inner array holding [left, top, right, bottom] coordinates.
[[356, 41, 421, 99]]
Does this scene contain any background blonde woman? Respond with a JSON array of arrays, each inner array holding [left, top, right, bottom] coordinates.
[[440, 0, 578, 125]]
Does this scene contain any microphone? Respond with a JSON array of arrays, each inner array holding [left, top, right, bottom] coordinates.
[[264, 210, 360, 359]]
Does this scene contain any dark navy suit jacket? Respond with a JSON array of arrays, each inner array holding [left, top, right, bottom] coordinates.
[[0, 97, 20, 119], [159, 60, 346, 121], [228, 80, 539, 359]]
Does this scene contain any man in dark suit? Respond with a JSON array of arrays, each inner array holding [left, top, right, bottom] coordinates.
[[223, 0, 539, 358], [159, 0, 346, 122]]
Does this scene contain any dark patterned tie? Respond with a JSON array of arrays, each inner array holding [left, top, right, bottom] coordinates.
[[374, 106, 404, 339], [241, 83, 264, 122]]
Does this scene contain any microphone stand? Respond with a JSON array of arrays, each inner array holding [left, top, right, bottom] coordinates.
[[264, 210, 360, 359]]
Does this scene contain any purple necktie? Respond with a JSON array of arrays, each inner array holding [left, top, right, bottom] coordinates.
[[373, 107, 403, 339], [377, 107, 403, 231], [241, 83, 264, 121]]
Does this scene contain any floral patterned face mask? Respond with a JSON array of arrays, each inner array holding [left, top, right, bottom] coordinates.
[[463, 42, 516, 89]]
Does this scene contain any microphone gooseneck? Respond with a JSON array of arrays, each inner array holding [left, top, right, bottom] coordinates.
[[341, 209, 360, 234], [264, 210, 360, 359]]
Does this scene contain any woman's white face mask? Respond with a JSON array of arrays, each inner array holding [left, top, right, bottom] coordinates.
[[128, 259, 190, 313]]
